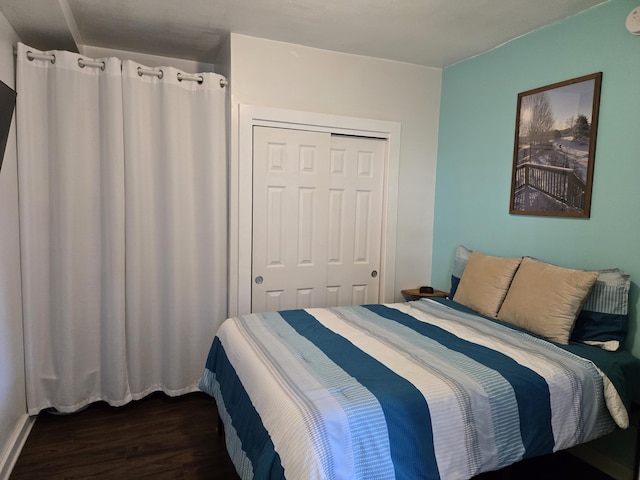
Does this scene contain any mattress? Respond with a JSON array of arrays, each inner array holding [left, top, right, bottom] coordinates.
[[199, 298, 637, 480]]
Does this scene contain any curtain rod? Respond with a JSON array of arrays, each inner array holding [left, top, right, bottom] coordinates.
[[26, 50, 55, 64], [79, 58, 106, 70], [22, 49, 228, 88], [26, 51, 106, 71]]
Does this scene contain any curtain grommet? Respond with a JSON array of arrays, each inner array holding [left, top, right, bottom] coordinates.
[[27, 51, 55, 64]]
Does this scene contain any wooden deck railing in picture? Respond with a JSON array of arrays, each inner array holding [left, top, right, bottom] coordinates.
[[514, 162, 586, 211]]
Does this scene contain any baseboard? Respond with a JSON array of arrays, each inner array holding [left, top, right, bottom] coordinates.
[[0, 414, 36, 480]]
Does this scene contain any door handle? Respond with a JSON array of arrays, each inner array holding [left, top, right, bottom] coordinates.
[[255, 275, 263, 284], [371, 270, 378, 278]]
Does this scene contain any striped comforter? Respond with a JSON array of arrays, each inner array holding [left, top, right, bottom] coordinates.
[[199, 298, 631, 480]]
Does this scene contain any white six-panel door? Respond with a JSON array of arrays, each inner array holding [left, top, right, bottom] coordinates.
[[326, 134, 385, 307], [252, 126, 385, 313], [252, 126, 331, 312]]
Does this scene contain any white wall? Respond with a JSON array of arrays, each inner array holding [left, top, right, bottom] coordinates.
[[227, 33, 442, 308], [0, 11, 30, 479]]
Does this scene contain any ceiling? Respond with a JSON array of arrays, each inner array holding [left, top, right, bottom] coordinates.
[[0, 0, 609, 68]]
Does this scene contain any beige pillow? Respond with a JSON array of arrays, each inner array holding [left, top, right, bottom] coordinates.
[[497, 257, 599, 344], [453, 251, 522, 318]]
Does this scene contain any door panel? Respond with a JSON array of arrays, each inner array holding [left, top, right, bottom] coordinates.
[[252, 127, 385, 312], [326, 135, 385, 307], [252, 127, 331, 313]]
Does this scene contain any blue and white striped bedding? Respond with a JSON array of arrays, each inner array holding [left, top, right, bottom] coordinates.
[[199, 298, 633, 480]]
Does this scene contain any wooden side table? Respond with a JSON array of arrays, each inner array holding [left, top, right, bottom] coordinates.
[[401, 288, 448, 300]]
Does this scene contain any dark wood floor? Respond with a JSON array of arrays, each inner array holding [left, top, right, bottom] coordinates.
[[11, 392, 239, 479], [11, 391, 614, 479]]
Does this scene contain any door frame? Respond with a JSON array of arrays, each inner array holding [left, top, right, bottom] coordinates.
[[230, 104, 401, 316]]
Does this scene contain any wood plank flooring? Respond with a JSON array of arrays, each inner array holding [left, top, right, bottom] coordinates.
[[11, 392, 239, 480], [11, 391, 614, 479]]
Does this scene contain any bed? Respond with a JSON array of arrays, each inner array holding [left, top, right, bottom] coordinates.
[[199, 248, 640, 479]]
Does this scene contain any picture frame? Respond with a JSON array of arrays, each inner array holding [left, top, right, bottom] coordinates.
[[509, 72, 602, 218]]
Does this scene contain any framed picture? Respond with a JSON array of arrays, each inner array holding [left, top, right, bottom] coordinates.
[[509, 72, 602, 217]]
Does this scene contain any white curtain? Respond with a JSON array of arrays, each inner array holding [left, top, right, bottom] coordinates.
[[121, 61, 227, 398], [16, 44, 227, 414]]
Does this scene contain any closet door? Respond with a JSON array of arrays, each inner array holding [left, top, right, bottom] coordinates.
[[252, 126, 385, 313], [326, 135, 385, 307], [252, 126, 331, 312]]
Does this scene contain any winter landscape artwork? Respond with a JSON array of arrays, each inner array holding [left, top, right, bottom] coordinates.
[[509, 73, 602, 217]]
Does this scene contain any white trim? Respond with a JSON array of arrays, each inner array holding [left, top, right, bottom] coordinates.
[[230, 104, 400, 316], [0, 414, 35, 480]]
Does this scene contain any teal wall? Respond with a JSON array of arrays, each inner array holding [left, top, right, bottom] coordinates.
[[433, 0, 640, 356]]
